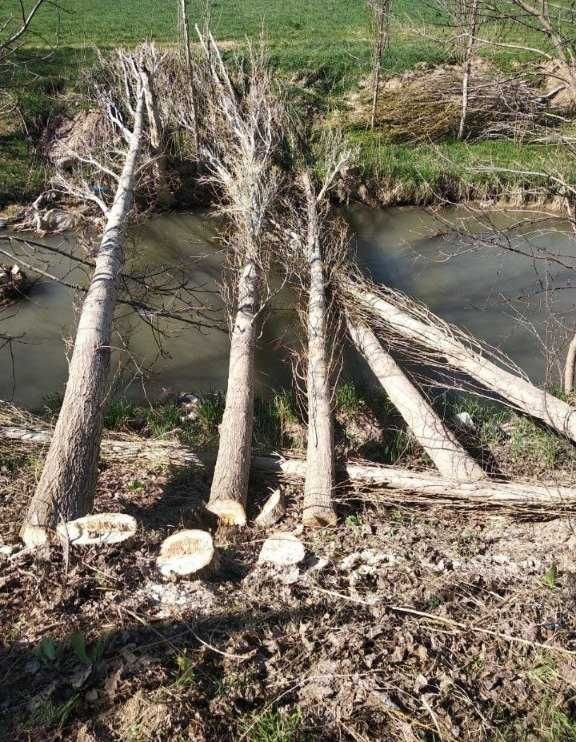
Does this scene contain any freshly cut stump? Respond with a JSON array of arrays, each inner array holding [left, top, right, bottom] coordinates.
[[56, 513, 137, 546], [255, 489, 286, 528], [157, 529, 218, 577], [258, 532, 306, 566]]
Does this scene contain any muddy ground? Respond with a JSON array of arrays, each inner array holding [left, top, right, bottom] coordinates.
[[1, 438, 576, 742]]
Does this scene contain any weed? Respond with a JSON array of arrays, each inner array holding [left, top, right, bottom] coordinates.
[[243, 707, 304, 742], [542, 564, 559, 590], [172, 651, 196, 688], [335, 382, 363, 415], [34, 636, 59, 667], [69, 631, 106, 665], [345, 514, 363, 528], [104, 399, 138, 430], [24, 694, 78, 731]]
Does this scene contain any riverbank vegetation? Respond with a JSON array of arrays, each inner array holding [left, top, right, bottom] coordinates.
[[2, 0, 576, 210]]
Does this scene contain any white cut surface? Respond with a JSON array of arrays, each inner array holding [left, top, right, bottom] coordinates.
[[258, 532, 306, 566], [157, 529, 215, 577]]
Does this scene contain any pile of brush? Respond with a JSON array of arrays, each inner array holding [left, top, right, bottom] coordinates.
[[374, 67, 559, 142]]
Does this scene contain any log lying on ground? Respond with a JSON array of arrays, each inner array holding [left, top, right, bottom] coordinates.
[[300, 172, 337, 527], [3, 424, 576, 509], [346, 314, 486, 482], [348, 284, 576, 444]]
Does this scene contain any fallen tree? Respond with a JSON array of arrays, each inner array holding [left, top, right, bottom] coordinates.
[[299, 171, 338, 527], [200, 35, 282, 525], [345, 313, 486, 481], [20, 52, 148, 547], [344, 280, 576, 444], [2, 422, 576, 509]]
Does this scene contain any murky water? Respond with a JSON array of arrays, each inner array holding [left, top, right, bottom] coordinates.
[[1, 207, 575, 409]]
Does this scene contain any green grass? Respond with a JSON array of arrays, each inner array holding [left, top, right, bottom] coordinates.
[[1, 1, 572, 207]]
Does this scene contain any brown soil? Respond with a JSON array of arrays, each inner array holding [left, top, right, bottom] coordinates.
[[1, 442, 576, 741]]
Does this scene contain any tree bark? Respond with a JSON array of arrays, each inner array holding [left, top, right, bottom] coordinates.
[[457, 0, 479, 140], [5, 425, 576, 508], [20, 91, 146, 547], [301, 172, 337, 527], [350, 285, 576, 443], [346, 314, 486, 481], [206, 255, 260, 525], [564, 332, 576, 396]]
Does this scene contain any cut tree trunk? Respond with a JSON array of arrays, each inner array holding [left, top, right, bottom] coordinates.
[[350, 285, 576, 443], [346, 314, 486, 481], [20, 91, 146, 547], [206, 255, 259, 525], [564, 332, 576, 395], [4, 424, 576, 508], [301, 172, 337, 527]]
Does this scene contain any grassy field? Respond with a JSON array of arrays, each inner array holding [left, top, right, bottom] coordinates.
[[0, 0, 571, 207]]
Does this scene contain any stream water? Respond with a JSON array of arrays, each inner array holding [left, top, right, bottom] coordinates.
[[1, 206, 575, 409]]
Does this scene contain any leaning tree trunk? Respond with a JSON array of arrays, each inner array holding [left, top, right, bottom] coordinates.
[[346, 314, 485, 481], [301, 173, 337, 527], [351, 284, 576, 443], [564, 332, 576, 395], [206, 254, 260, 525], [20, 92, 146, 547]]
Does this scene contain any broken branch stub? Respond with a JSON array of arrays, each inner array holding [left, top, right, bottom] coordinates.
[[157, 529, 218, 577], [56, 513, 137, 546], [258, 532, 306, 566], [255, 489, 286, 528]]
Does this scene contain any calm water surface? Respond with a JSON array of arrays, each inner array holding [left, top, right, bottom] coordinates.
[[2, 207, 575, 408]]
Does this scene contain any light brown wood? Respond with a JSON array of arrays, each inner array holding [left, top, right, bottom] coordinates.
[[352, 285, 576, 444], [346, 314, 486, 481], [157, 529, 218, 577], [255, 489, 286, 528]]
